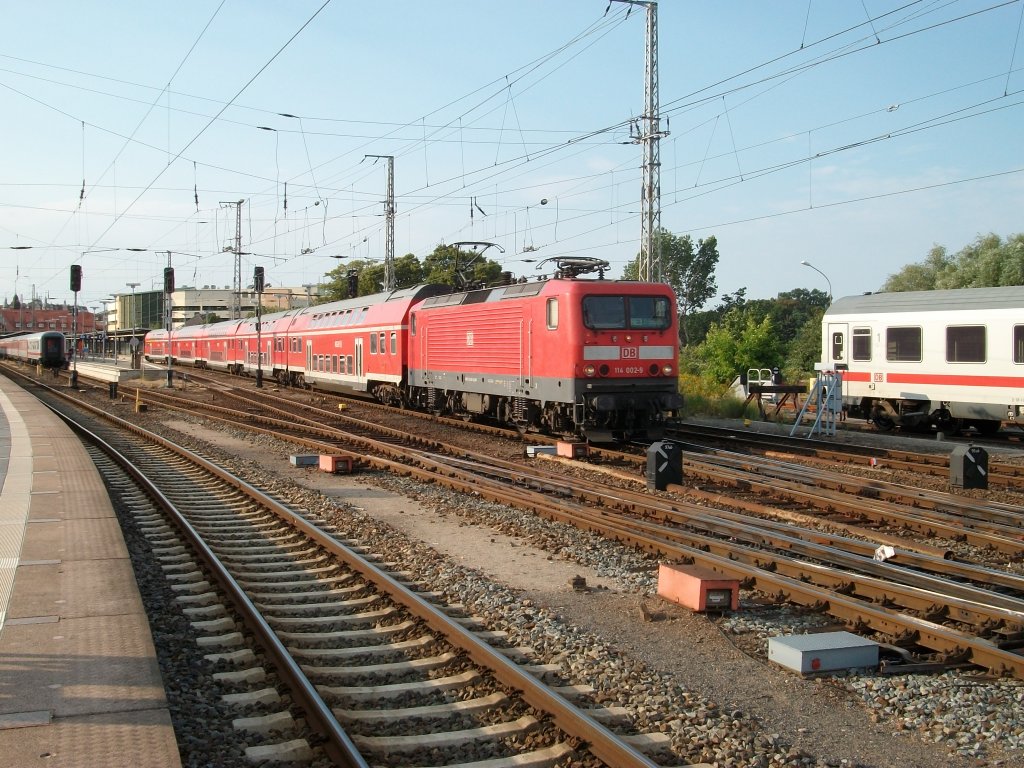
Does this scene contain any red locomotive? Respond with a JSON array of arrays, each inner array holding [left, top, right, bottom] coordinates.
[[145, 257, 682, 441]]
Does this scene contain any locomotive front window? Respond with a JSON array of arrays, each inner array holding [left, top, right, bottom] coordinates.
[[629, 296, 671, 330], [886, 326, 922, 362], [582, 295, 670, 331], [947, 325, 985, 363]]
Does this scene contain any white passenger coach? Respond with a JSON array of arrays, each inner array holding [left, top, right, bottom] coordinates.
[[821, 286, 1024, 434]]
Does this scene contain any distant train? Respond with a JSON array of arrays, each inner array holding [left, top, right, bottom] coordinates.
[[0, 331, 67, 370], [146, 258, 683, 441], [821, 286, 1024, 434]]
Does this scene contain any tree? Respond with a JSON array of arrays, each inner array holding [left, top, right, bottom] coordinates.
[[623, 230, 719, 346], [688, 309, 783, 385], [881, 245, 951, 291], [10, 294, 20, 310], [881, 233, 1024, 291], [783, 308, 826, 381], [422, 244, 503, 289], [319, 253, 425, 302]]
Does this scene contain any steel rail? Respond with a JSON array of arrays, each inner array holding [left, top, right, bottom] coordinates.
[[37, 394, 368, 767]]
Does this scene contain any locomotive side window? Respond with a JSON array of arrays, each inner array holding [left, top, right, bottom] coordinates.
[[886, 326, 922, 362], [410, 313, 417, 336], [379, 332, 386, 353], [1015, 325, 1024, 364], [370, 333, 378, 354], [946, 325, 986, 363], [852, 328, 871, 361], [546, 298, 558, 330], [390, 332, 397, 354]]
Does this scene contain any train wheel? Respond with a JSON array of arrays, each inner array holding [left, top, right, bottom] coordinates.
[[971, 419, 1001, 437], [933, 410, 962, 435], [871, 413, 896, 432]]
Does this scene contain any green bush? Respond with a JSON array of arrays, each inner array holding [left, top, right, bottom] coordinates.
[[676, 372, 759, 419]]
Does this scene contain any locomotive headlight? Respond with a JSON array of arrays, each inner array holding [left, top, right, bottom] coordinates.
[[662, 364, 673, 375], [584, 364, 596, 377]]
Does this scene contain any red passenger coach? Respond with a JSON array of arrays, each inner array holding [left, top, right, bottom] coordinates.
[[281, 285, 448, 401], [408, 259, 682, 441]]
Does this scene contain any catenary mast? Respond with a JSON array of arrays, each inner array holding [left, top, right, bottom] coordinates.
[[615, 0, 667, 282]]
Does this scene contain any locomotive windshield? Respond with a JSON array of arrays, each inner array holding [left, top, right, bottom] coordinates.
[[582, 295, 671, 331]]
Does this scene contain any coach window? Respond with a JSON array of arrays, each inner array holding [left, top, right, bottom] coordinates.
[[390, 332, 397, 354], [852, 328, 871, 361], [947, 325, 986, 363], [370, 333, 378, 354], [546, 298, 558, 330], [1014, 325, 1024, 364], [886, 326, 922, 362]]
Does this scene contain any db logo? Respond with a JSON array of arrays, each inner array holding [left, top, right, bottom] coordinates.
[[873, 372, 883, 382], [621, 347, 638, 359]]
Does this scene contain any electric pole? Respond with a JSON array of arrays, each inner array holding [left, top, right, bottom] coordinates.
[[616, 0, 667, 282], [221, 199, 244, 319], [365, 155, 395, 292]]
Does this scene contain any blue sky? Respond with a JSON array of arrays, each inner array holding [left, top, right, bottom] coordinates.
[[1, 0, 1021, 312]]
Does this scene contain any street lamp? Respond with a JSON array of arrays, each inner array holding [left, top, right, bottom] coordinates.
[[800, 260, 832, 302]]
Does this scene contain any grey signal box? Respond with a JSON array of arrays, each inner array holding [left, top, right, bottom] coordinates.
[[646, 441, 682, 491], [950, 445, 988, 489]]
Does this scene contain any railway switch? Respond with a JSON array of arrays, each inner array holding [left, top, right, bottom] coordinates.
[[646, 441, 682, 490], [950, 445, 988, 490]]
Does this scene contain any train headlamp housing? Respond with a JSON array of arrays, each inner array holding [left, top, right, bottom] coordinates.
[[584, 364, 596, 377], [662, 364, 674, 375]]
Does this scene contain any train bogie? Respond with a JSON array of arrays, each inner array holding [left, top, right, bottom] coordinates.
[[821, 287, 1024, 434]]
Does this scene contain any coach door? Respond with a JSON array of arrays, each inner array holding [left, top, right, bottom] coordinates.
[[355, 338, 364, 378], [827, 323, 848, 368]]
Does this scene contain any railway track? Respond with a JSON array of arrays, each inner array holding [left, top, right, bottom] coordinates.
[[60, 369, 1024, 682], [20, 372, 672, 768], [667, 422, 1024, 490], [16, 360, 1024, 682]]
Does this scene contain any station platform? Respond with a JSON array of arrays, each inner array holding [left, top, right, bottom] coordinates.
[[0, 374, 181, 767]]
